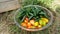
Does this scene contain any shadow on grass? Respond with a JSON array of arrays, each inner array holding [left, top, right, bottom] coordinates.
[[56, 6, 60, 14]]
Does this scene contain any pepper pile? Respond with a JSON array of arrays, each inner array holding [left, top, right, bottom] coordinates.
[[21, 17, 49, 29], [16, 6, 50, 29]]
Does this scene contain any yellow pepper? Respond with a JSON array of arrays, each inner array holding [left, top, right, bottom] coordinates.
[[38, 25, 42, 28], [41, 18, 49, 23], [34, 22, 39, 26]]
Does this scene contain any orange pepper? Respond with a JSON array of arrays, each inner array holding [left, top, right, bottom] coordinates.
[[25, 17, 29, 21], [21, 23, 27, 27], [29, 20, 35, 25], [27, 26, 32, 28], [27, 23, 32, 28], [27, 23, 32, 26], [24, 17, 29, 23], [24, 20, 28, 23]]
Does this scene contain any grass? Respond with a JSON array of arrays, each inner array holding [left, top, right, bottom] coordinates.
[[0, 0, 60, 34]]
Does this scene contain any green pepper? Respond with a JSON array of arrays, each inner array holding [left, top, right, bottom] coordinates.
[[42, 21, 46, 26], [39, 20, 43, 25], [39, 19, 46, 26]]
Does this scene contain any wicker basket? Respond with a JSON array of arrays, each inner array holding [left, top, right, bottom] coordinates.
[[14, 5, 54, 31]]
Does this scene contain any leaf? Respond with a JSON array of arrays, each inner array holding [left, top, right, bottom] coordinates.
[[35, 6, 41, 14], [29, 15, 33, 20], [21, 15, 26, 23], [16, 9, 24, 19], [29, 13, 34, 16], [31, 7, 37, 16]]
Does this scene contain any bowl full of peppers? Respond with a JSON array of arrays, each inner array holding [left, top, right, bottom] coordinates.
[[14, 5, 53, 31]]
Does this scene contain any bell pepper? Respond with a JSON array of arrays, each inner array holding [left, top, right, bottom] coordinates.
[[29, 20, 35, 25], [24, 20, 28, 23], [41, 18, 49, 23], [34, 22, 39, 26], [21, 23, 27, 27], [39, 20, 43, 25], [38, 25, 42, 28], [27, 23, 32, 28]]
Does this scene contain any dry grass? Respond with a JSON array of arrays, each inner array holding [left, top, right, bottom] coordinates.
[[0, 0, 60, 34]]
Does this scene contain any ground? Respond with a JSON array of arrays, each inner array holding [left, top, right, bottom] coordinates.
[[0, 0, 60, 34]]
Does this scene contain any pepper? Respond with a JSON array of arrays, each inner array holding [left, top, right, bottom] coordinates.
[[41, 18, 49, 23], [39, 20, 43, 25], [34, 22, 39, 26], [24, 20, 28, 23], [21, 23, 27, 27], [38, 25, 42, 28], [27, 23, 32, 28], [29, 20, 35, 25]]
